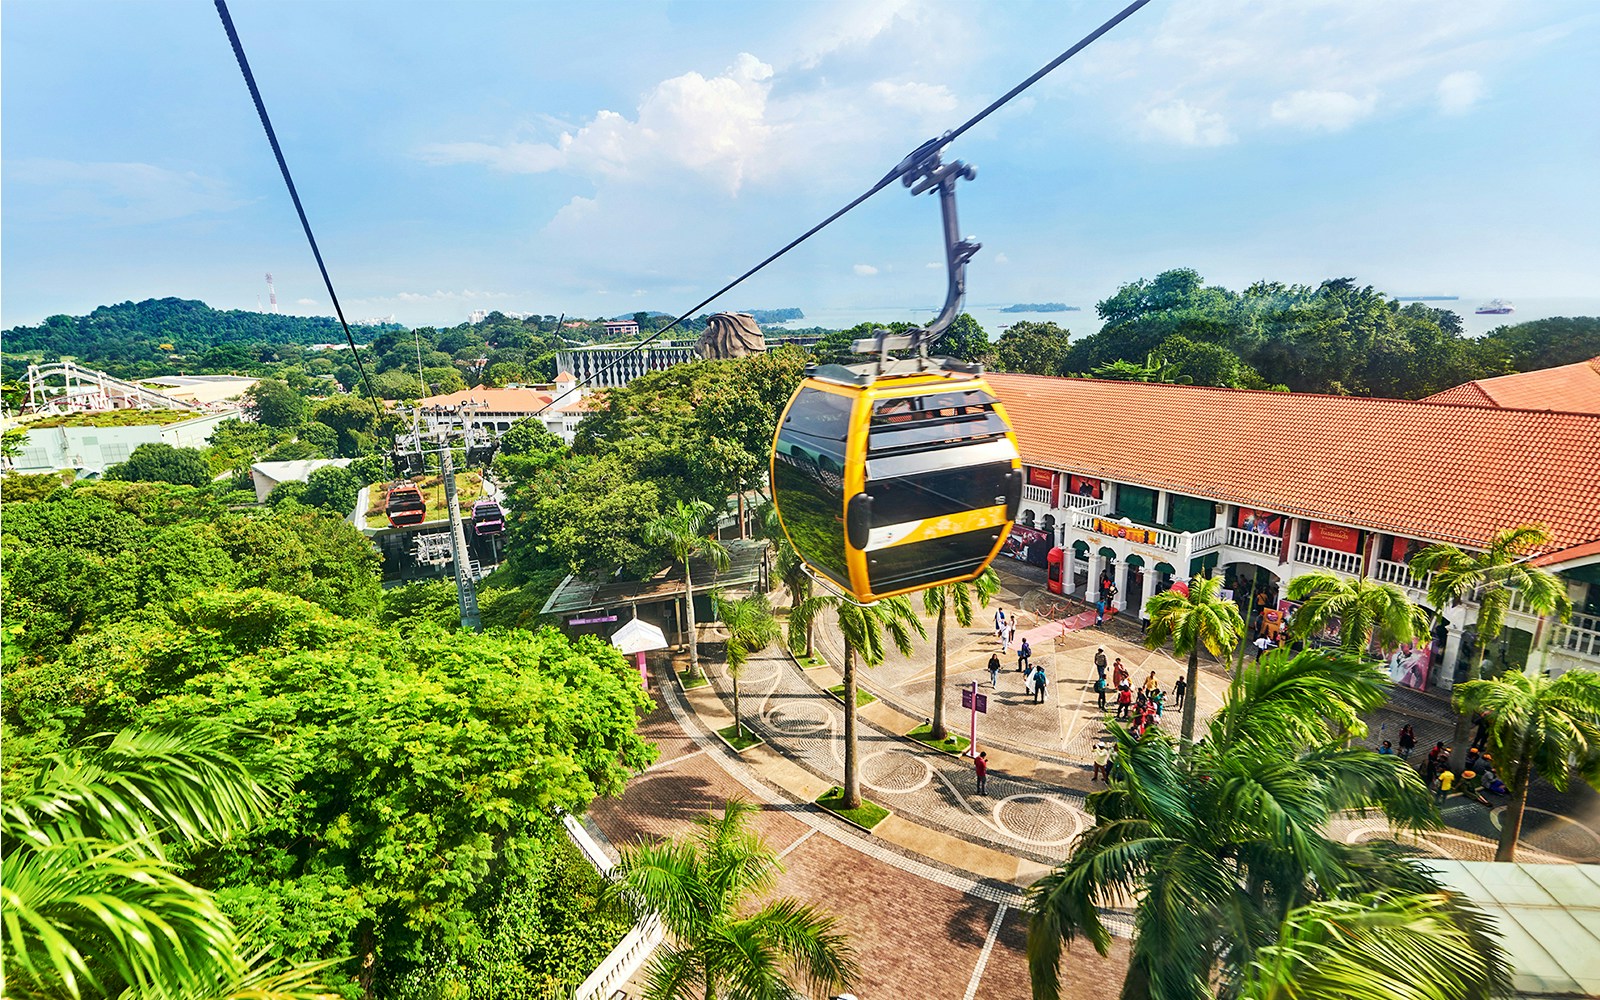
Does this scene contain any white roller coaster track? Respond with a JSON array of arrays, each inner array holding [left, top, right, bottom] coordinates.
[[25, 361, 200, 413]]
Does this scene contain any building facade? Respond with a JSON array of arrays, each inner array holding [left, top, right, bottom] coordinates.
[[985, 373, 1600, 689], [7, 409, 242, 476]]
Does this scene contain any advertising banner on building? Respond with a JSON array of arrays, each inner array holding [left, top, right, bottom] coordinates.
[[1002, 524, 1052, 567], [1384, 640, 1433, 690], [1069, 475, 1102, 500], [1235, 507, 1285, 537], [1306, 521, 1361, 553], [1027, 467, 1055, 488], [1092, 517, 1152, 544]]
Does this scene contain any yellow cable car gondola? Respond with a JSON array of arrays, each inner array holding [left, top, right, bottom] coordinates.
[[770, 148, 1022, 603]]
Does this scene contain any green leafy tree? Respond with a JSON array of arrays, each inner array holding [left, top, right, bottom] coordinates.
[[311, 395, 381, 458], [762, 504, 814, 658], [921, 569, 999, 741], [1026, 651, 1509, 1000], [645, 500, 730, 679], [347, 454, 390, 486], [1144, 575, 1246, 745], [1286, 571, 1428, 655], [3, 426, 29, 464], [937, 312, 992, 362], [104, 443, 212, 488], [1476, 316, 1600, 372], [1411, 524, 1573, 768], [1087, 350, 1193, 384], [421, 365, 466, 395], [787, 595, 924, 809], [0, 725, 329, 999], [485, 361, 526, 388], [368, 369, 425, 400], [610, 800, 859, 1000], [1454, 669, 1600, 861], [304, 464, 360, 516], [713, 591, 781, 740], [245, 378, 310, 428], [296, 420, 339, 457], [267, 479, 311, 508], [991, 321, 1071, 375]]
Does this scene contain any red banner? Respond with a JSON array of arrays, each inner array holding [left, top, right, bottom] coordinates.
[[1306, 521, 1361, 553], [1068, 475, 1102, 500], [1027, 467, 1055, 488], [1235, 507, 1285, 538]]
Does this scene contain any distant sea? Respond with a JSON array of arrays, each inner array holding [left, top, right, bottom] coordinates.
[[769, 296, 1600, 340]]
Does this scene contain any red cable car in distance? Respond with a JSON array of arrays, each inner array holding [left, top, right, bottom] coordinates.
[[384, 481, 427, 528]]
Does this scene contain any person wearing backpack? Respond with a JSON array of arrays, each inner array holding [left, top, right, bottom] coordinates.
[[1094, 674, 1108, 711]]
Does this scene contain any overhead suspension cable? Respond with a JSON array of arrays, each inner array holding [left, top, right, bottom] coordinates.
[[214, 0, 386, 428], [535, 0, 1150, 414]]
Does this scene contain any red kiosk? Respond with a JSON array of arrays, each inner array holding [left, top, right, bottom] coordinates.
[[1046, 546, 1066, 594]]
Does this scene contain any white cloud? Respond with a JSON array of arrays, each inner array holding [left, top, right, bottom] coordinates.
[[793, 0, 916, 68], [993, 253, 1010, 265], [926, 262, 942, 269], [1142, 101, 1235, 147], [295, 298, 318, 306], [4, 159, 249, 225], [1268, 89, 1378, 132], [419, 54, 776, 193], [853, 264, 879, 276], [869, 80, 958, 114], [1437, 70, 1486, 115], [390, 289, 511, 303]]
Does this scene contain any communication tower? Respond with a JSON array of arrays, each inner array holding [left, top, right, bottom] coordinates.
[[265, 272, 279, 313]]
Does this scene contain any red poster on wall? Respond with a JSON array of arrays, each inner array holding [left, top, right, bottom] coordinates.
[[1027, 467, 1054, 488], [1306, 521, 1361, 553], [1068, 475, 1102, 500], [1234, 507, 1285, 538]]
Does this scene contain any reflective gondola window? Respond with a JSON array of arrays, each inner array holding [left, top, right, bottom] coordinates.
[[772, 387, 852, 584]]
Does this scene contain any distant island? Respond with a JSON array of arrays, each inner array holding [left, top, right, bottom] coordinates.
[[744, 307, 804, 324], [1001, 302, 1078, 313]]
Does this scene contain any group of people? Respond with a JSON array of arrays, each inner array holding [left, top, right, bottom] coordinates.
[[1091, 647, 1184, 739], [988, 607, 1046, 703], [1421, 715, 1508, 808]]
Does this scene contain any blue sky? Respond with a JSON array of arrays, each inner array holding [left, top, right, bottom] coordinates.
[[4, 0, 1597, 331]]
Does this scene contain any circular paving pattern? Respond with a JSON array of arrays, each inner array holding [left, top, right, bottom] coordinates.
[[766, 702, 831, 736], [992, 794, 1084, 847], [859, 749, 934, 794], [1490, 807, 1600, 862]]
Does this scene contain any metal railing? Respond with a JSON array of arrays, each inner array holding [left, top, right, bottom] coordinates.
[[1225, 527, 1281, 558], [1293, 542, 1364, 576]]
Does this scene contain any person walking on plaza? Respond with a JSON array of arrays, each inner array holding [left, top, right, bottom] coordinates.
[[1024, 664, 1037, 698], [1094, 674, 1108, 711], [1434, 768, 1455, 806], [1253, 634, 1274, 662], [1034, 665, 1049, 704], [1173, 675, 1187, 708], [1017, 637, 1032, 673], [1006, 619, 1018, 653], [1152, 688, 1166, 720], [1094, 647, 1108, 682], [1399, 723, 1416, 759], [1425, 741, 1447, 783], [988, 651, 1002, 690], [1116, 683, 1133, 719], [1143, 670, 1159, 695], [994, 607, 1007, 639], [975, 751, 988, 795], [1092, 743, 1110, 782], [1112, 658, 1128, 689]]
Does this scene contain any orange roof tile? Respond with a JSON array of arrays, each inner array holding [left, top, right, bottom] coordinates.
[[1421, 357, 1600, 414], [1532, 539, 1600, 569], [985, 373, 1600, 553], [553, 371, 577, 382], [416, 387, 553, 412]]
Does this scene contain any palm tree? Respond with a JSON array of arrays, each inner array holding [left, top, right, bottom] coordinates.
[[921, 568, 1000, 741], [610, 799, 859, 1000], [1454, 668, 1600, 861], [1, 726, 328, 1000], [1026, 650, 1508, 1000], [788, 594, 925, 810], [1239, 893, 1510, 1000], [646, 499, 731, 679], [1144, 575, 1246, 744], [762, 503, 814, 659], [1285, 570, 1429, 656], [1412, 524, 1573, 768], [713, 590, 781, 741]]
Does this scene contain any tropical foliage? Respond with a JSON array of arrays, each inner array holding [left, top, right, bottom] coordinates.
[[1026, 650, 1510, 1000], [646, 499, 731, 678], [1454, 669, 1600, 861], [1144, 576, 1246, 743], [787, 595, 924, 809], [610, 799, 859, 1000], [714, 590, 781, 740], [922, 569, 999, 741], [1412, 524, 1573, 765], [1285, 571, 1428, 654]]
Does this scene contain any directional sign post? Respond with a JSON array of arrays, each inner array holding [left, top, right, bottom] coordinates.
[[961, 681, 987, 756]]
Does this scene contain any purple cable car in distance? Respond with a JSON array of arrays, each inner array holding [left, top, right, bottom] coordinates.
[[471, 498, 505, 536]]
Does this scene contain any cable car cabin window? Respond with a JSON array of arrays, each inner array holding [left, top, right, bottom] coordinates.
[[772, 387, 852, 585], [866, 389, 1008, 456], [868, 529, 1000, 595], [863, 456, 1015, 528]]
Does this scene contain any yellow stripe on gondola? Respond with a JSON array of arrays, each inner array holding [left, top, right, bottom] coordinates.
[[865, 505, 1010, 550]]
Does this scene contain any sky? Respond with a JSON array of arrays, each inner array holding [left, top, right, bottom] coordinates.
[[3, 0, 1598, 332]]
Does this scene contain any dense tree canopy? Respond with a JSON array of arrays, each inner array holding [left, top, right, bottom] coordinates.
[[103, 442, 212, 488]]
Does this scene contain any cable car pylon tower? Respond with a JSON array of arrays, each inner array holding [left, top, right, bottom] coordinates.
[[394, 401, 489, 631]]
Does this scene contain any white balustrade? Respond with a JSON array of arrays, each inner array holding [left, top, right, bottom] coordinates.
[[565, 814, 665, 1000], [1023, 484, 1053, 505], [1373, 558, 1430, 591], [1225, 527, 1282, 558], [1552, 621, 1600, 659], [1189, 526, 1225, 552], [1061, 492, 1108, 511], [1294, 542, 1365, 576]]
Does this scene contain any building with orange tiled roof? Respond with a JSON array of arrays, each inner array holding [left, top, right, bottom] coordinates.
[[1421, 357, 1600, 414], [984, 372, 1600, 688]]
